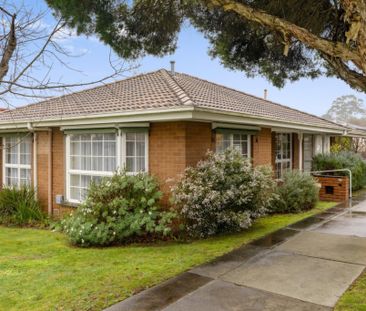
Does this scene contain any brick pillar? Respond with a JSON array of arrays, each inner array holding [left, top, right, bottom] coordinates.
[[36, 131, 51, 213], [252, 128, 273, 167], [52, 129, 66, 216]]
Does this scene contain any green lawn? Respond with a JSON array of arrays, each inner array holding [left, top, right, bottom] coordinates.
[[336, 270, 366, 311], [0, 201, 335, 311]]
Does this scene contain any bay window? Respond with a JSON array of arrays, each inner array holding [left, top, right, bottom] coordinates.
[[66, 129, 148, 203], [216, 131, 250, 157], [3, 135, 32, 187]]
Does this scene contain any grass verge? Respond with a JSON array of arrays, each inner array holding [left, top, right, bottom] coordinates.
[[0, 201, 335, 311]]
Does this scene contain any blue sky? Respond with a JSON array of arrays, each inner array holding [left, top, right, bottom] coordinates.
[[11, 0, 366, 117]]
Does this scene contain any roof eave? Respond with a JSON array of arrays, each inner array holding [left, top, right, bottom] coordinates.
[[0, 106, 345, 135]]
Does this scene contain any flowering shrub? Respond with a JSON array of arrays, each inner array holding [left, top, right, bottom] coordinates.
[[61, 171, 176, 247], [273, 170, 319, 213], [171, 149, 277, 238]]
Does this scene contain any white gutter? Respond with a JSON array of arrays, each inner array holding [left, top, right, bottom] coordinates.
[[0, 106, 346, 135], [33, 132, 37, 197], [48, 129, 53, 216]]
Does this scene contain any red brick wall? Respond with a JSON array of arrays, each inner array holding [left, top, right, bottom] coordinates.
[[316, 175, 349, 202], [252, 128, 273, 166], [185, 122, 213, 167], [149, 122, 187, 201], [149, 121, 213, 204]]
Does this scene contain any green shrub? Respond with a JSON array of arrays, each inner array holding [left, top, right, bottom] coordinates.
[[61, 171, 176, 247], [312, 151, 366, 191], [273, 170, 319, 214], [171, 149, 277, 238], [0, 187, 45, 225]]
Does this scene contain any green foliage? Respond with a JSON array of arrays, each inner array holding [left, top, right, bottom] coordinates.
[[313, 152, 366, 191], [273, 170, 319, 213], [0, 187, 45, 225], [61, 171, 176, 247], [330, 136, 352, 153], [171, 149, 277, 238], [46, 0, 352, 88]]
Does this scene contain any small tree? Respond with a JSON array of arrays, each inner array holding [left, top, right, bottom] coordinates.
[[323, 95, 365, 125]]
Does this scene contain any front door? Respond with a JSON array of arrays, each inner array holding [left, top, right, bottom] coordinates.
[[275, 133, 292, 179]]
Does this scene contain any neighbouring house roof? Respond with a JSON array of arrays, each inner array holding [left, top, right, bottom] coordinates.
[[0, 69, 345, 132]]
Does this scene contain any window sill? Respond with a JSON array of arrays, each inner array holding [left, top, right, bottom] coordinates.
[[58, 201, 80, 208]]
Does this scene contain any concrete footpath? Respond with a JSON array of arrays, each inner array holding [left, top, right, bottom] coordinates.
[[105, 198, 366, 311]]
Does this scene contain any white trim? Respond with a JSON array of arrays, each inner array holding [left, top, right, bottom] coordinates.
[[33, 133, 37, 195], [60, 122, 150, 131], [0, 106, 345, 135]]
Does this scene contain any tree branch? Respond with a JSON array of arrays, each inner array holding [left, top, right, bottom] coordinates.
[[205, 0, 363, 68], [0, 8, 16, 81], [322, 52, 366, 90]]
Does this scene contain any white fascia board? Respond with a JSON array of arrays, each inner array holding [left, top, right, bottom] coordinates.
[[0, 107, 195, 130], [192, 109, 345, 135], [60, 122, 150, 131]]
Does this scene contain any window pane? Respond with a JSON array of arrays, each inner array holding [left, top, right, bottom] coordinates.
[[20, 169, 31, 186], [70, 156, 81, 170], [136, 157, 145, 171], [126, 141, 135, 157], [126, 132, 136, 141], [126, 157, 134, 172], [70, 142, 80, 156], [104, 157, 116, 172], [5, 167, 19, 187], [70, 174, 80, 187], [124, 132, 146, 172], [104, 142, 116, 157], [70, 187, 80, 201], [136, 142, 145, 157], [93, 141, 103, 156]]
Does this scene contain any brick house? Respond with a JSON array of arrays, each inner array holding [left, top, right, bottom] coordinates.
[[0, 69, 347, 215]]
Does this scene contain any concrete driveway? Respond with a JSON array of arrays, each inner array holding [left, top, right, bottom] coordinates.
[[106, 199, 366, 311]]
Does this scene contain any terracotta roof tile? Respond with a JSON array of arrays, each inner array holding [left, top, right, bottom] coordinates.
[[0, 69, 343, 130]]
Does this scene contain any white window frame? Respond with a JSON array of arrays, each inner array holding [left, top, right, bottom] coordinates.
[[65, 129, 149, 203], [275, 133, 292, 179], [2, 135, 32, 187], [120, 131, 149, 175], [215, 132, 251, 158]]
